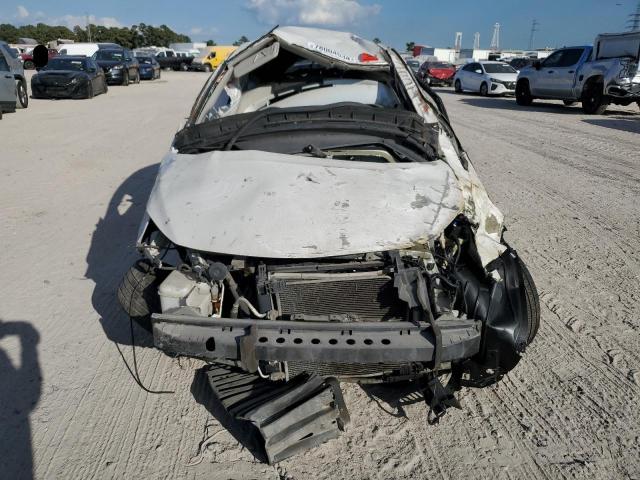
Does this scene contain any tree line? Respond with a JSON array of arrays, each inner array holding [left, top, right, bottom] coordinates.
[[0, 23, 191, 48]]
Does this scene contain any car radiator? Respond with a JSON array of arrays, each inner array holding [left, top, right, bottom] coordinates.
[[270, 271, 405, 322], [287, 360, 411, 379]]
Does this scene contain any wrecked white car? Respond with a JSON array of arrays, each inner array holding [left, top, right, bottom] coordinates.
[[516, 31, 640, 114], [118, 26, 540, 463]]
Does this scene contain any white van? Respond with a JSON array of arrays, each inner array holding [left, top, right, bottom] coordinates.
[[58, 43, 100, 57], [58, 43, 122, 58]]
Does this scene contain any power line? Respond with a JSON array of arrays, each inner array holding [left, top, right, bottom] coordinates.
[[529, 19, 539, 50], [86, 13, 92, 42]]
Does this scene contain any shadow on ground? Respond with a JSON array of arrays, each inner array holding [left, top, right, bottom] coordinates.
[[456, 95, 577, 114], [361, 381, 425, 418], [582, 117, 640, 134], [437, 91, 640, 117], [190, 366, 268, 463], [0, 320, 41, 480], [85, 164, 159, 346]]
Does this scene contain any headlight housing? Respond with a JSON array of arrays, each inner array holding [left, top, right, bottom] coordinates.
[[112, 64, 124, 70], [70, 77, 79, 84], [490, 77, 505, 85]]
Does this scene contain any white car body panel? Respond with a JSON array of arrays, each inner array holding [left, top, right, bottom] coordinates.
[[147, 150, 463, 258], [266, 79, 399, 110]]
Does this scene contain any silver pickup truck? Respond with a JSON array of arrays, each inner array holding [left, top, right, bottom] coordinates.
[[516, 31, 640, 114]]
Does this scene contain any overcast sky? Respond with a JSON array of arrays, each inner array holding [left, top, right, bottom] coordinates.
[[1, 0, 637, 50]]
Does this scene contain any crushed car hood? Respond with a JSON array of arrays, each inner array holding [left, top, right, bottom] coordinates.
[[146, 150, 463, 258]]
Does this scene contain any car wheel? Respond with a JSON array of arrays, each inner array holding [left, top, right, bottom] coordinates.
[[515, 80, 534, 106], [0, 108, 3, 119], [16, 79, 28, 109], [581, 80, 609, 114], [86, 83, 94, 99], [117, 260, 170, 331], [23, 60, 35, 70], [204, 64, 212, 73], [563, 100, 576, 106], [158, 69, 161, 79], [180, 62, 188, 71], [134, 71, 140, 84], [123, 71, 129, 86], [480, 82, 488, 96], [103, 79, 108, 94], [519, 257, 540, 345], [454, 79, 462, 93]]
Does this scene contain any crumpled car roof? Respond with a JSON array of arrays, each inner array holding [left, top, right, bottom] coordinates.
[[272, 26, 388, 68]]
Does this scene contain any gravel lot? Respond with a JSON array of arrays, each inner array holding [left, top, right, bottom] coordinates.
[[1, 71, 639, 480]]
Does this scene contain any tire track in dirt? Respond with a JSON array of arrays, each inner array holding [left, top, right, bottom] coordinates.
[[440, 92, 640, 479]]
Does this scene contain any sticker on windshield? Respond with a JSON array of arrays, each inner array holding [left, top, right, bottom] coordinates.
[[306, 42, 356, 63]]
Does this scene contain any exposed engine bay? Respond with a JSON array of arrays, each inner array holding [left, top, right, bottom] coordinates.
[[139, 217, 536, 386]]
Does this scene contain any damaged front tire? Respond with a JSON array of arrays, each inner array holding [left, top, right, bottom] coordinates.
[[117, 260, 168, 330]]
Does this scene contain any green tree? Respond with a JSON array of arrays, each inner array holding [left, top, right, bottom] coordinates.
[[233, 35, 249, 46], [0, 22, 190, 49], [206, 39, 216, 46], [373, 37, 382, 44], [406, 41, 415, 52], [0, 24, 20, 43]]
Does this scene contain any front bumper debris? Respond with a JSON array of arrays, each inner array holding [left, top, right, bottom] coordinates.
[[607, 82, 640, 99], [205, 363, 349, 464], [151, 313, 481, 365]]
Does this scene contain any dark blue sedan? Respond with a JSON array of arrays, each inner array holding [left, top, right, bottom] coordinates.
[[137, 56, 161, 80]]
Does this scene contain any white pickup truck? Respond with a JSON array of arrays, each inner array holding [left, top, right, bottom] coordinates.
[[516, 31, 640, 114]]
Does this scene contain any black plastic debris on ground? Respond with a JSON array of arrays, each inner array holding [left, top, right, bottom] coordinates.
[[204, 363, 350, 464]]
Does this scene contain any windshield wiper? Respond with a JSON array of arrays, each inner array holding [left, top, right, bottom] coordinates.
[[174, 103, 441, 160]]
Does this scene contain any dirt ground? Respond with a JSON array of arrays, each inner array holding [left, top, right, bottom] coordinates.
[[1, 71, 639, 480]]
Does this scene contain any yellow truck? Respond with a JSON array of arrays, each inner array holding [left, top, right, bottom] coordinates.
[[191, 46, 237, 72]]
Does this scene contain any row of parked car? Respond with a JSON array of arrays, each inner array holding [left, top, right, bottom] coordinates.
[[0, 41, 203, 117], [407, 57, 530, 93], [406, 30, 640, 114]]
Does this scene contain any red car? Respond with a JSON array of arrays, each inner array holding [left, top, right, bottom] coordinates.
[[418, 61, 456, 87], [20, 48, 58, 69]]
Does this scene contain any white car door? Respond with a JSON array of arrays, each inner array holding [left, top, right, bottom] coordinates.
[[459, 63, 478, 90], [530, 50, 564, 97], [546, 48, 585, 98], [0, 51, 17, 109], [468, 63, 484, 91]]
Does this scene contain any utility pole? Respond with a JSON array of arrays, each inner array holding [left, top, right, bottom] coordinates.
[[473, 32, 480, 50], [490, 23, 500, 51], [86, 14, 92, 42], [528, 19, 539, 50], [628, 0, 640, 31], [454, 32, 462, 51]]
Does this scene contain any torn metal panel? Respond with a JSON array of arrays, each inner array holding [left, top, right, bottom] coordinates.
[[273, 26, 388, 68], [437, 133, 507, 267], [388, 49, 506, 267], [147, 150, 463, 258]]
